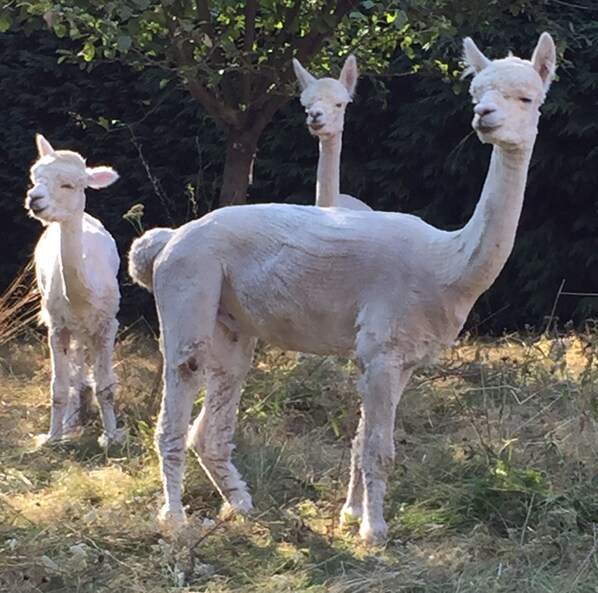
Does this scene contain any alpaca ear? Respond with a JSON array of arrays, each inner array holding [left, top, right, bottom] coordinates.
[[462, 37, 491, 75], [531, 32, 556, 92], [36, 134, 55, 158], [293, 58, 317, 91], [339, 54, 358, 99], [86, 166, 119, 189]]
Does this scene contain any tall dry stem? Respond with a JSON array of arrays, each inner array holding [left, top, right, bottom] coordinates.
[[0, 259, 39, 345]]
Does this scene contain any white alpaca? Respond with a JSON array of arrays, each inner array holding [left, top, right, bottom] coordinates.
[[293, 55, 371, 211], [128, 33, 556, 544], [26, 134, 123, 447]]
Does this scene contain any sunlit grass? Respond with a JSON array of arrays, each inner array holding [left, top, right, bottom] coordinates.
[[1, 328, 597, 591]]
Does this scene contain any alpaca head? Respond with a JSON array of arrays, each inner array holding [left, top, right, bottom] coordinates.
[[463, 32, 556, 149], [25, 134, 119, 225], [293, 55, 358, 139]]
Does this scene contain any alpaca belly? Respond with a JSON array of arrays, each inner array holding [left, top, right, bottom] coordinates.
[[219, 287, 355, 355]]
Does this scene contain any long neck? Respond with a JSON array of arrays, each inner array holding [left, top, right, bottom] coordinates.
[[315, 132, 342, 208], [59, 209, 91, 310], [450, 143, 534, 296]]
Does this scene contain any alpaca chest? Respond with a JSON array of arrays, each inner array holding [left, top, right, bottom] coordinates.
[[43, 290, 109, 333]]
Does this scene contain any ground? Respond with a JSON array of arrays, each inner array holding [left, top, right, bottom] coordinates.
[[1, 326, 597, 592]]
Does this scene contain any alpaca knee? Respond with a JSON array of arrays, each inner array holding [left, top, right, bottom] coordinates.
[[173, 341, 208, 379]]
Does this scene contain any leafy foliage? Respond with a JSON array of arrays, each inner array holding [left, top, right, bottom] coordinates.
[[6, 0, 406, 205]]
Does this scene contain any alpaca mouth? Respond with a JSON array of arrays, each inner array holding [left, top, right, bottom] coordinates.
[[309, 123, 325, 132], [28, 204, 47, 214], [475, 120, 501, 133]]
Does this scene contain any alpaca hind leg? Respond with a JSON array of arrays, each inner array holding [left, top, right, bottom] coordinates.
[[340, 410, 365, 526], [355, 351, 412, 544], [93, 320, 122, 447], [156, 358, 203, 529], [187, 327, 256, 515], [38, 327, 71, 444], [153, 267, 222, 531]]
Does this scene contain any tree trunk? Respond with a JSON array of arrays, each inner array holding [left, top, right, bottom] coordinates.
[[219, 128, 260, 206]]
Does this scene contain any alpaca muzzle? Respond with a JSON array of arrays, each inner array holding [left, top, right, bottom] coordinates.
[[26, 193, 47, 214]]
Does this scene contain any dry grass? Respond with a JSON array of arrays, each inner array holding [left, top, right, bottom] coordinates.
[[1, 327, 598, 592], [0, 260, 39, 346]]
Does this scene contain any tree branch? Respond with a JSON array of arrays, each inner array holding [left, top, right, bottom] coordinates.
[[195, 0, 215, 37], [186, 77, 240, 126], [242, 0, 257, 54], [248, 92, 292, 139], [278, 0, 303, 41], [161, 2, 239, 126], [241, 0, 258, 106]]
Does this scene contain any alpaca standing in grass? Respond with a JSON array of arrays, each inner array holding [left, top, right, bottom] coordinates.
[[26, 134, 123, 447], [128, 33, 556, 544], [293, 55, 371, 211]]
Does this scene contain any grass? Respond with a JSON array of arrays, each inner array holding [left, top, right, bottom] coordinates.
[[0, 260, 39, 346], [1, 326, 598, 592]]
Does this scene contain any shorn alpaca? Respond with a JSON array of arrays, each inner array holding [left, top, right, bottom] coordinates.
[[128, 33, 556, 544], [293, 55, 371, 211], [26, 134, 123, 447]]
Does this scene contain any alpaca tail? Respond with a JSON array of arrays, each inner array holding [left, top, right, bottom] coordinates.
[[128, 228, 175, 292]]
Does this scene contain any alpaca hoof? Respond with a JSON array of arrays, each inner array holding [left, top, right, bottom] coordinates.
[[359, 518, 388, 546], [34, 432, 61, 448], [157, 505, 188, 535], [229, 492, 253, 514], [97, 427, 126, 448], [339, 504, 363, 527], [220, 493, 253, 519]]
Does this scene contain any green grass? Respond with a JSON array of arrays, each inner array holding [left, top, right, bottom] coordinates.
[[1, 329, 597, 592]]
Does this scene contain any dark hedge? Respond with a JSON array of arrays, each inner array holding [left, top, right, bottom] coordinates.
[[1, 5, 596, 332]]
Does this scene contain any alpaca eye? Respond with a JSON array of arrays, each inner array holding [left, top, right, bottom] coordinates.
[[520, 97, 532, 104], [335, 103, 343, 108], [61, 183, 75, 189]]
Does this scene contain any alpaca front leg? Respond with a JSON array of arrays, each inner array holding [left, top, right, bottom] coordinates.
[[38, 327, 71, 445], [93, 321, 122, 447], [62, 340, 88, 436], [156, 356, 204, 530], [356, 353, 412, 544], [187, 331, 256, 515]]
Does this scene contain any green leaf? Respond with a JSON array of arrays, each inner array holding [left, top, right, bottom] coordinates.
[[97, 116, 110, 130], [117, 35, 132, 53], [0, 13, 12, 33], [78, 41, 95, 62]]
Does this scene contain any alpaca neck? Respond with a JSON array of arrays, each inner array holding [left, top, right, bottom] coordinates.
[[59, 212, 91, 310], [451, 143, 534, 297], [315, 133, 342, 208]]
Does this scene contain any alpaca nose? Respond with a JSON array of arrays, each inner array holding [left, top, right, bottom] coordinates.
[[28, 187, 44, 201], [308, 108, 324, 123], [474, 103, 497, 117], [26, 187, 47, 212]]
